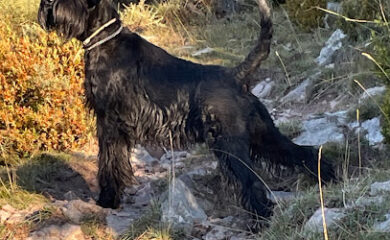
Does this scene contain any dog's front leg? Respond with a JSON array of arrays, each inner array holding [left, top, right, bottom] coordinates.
[[96, 117, 136, 209]]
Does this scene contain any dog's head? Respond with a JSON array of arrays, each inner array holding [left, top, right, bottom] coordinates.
[[38, 0, 119, 41]]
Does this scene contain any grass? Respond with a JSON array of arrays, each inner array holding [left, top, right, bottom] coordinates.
[[0, 0, 389, 239], [121, 200, 184, 240], [259, 169, 390, 240]]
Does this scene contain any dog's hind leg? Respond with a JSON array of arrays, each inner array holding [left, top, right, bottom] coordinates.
[[201, 93, 273, 217], [96, 117, 136, 209], [209, 134, 274, 217]]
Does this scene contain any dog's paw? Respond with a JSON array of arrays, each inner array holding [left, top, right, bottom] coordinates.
[[97, 188, 120, 209]]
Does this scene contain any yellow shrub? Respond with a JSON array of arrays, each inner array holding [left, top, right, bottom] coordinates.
[[0, 17, 92, 158], [286, 0, 326, 31]]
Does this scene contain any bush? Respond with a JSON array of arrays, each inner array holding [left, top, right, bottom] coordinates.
[[337, 0, 384, 41], [0, 17, 93, 158], [285, 0, 326, 31]]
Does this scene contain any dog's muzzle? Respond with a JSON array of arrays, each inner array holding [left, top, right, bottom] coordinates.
[[38, 0, 56, 31]]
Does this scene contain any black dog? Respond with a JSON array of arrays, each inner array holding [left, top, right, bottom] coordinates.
[[38, 0, 334, 217]]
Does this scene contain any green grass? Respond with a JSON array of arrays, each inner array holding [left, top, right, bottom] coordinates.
[[259, 169, 390, 240]]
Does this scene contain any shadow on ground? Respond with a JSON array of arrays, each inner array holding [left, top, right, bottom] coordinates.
[[16, 153, 98, 202]]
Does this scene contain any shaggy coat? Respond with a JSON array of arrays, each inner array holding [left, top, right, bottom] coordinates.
[[38, 0, 335, 217]]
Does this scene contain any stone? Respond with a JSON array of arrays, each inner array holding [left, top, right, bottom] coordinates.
[[202, 225, 234, 240], [323, 2, 343, 28], [355, 195, 385, 207], [360, 86, 386, 100], [281, 78, 313, 104], [61, 200, 105, 224], [281, 72, 322, 104], [361, 117, 384, 146], [192, 47, 214, 57], [131, 146, 158, 169], [370, 180, 390, 196], [161, 179, 207, 233], [373, 214, 390, 232], [27, 223, 85, 240], [316, 29, 346, 66], [132, 182, 153, 207], [106, 206, 145, 236], [304, 208, 345, 234], [327, 2, 342, 13], [294, 112, 347, 146], [64, 191, 79, 201], [251, 78, 274, 99]]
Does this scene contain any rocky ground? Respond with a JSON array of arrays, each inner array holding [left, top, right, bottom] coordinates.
[[1, 1, 390, 239]]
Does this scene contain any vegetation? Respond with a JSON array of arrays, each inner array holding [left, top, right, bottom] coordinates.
[[285, 0, 327, 31], [0, 12, 94, 160], [0, 0, 390, 239]]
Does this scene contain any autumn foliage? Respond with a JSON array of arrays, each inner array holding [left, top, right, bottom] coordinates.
[[0, 17, 93, 158]]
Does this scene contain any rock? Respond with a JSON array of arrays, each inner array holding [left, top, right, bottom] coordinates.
[[355, 195, 385, 207], [0, 204, 15, 224], [281, 78, 312, 104], [0, 204, 31, 225], [373, 214, 390, 232], [27, 223, 85, 240], [294, 112, 347, 146], [64, 191, 79, 201], [316, 29, 346, 66], [132, 182, 153, 207], [370, 180, 390, 196], [61, 200, 105, 224], [251, 78, 274, 99], [5, 213, 24, 225], [360, 86, 386, 100], [327, 2, 342, 13], [304, 208, 345, 234], [192, 47, 214, 57], [106, 207, 145, 236], [281, 72, 321, 104], [161, 179, 207, 233], [361, 118, 384, 146], [131, 146, 158, 170], [202, 225, 233, 240], [324, 2, 342, 28]]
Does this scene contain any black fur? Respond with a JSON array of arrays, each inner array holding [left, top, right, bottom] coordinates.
[[38, 0, 335, 217]]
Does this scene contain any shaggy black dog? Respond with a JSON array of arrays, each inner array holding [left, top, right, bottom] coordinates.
[[38, 0, 335, 217]]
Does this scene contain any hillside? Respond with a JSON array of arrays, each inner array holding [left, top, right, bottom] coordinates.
[[1, 0, 390, 239]]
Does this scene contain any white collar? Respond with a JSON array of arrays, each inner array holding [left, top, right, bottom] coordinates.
[[83, 18, 123, 51]]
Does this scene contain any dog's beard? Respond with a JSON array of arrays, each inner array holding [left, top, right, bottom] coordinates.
[[38, 0, 89, 40]]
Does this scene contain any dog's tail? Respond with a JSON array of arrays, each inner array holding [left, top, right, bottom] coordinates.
[[231, 0, 273, 84]]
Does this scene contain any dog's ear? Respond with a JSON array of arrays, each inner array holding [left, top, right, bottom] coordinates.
[[53, 0, 89, 40], [87, 0, 101, 8]]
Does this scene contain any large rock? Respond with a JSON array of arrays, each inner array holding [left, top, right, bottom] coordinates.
[[373, 214, 390, 232], [370, 180, 390, 196], [106, 206, 145, 236], [294, 111, 347, 146], [61, 200, 105, 224], [361, 118, 384, 146], [281, 72, 321, 104], [316, 29, 346, 66], [304, 208, 345, 234], [251, 78, 274, 99], [349, 117, 384, 146], [27, 223, 85, 240], [161, 179, 207, 233], [360, 86, 386, 100]]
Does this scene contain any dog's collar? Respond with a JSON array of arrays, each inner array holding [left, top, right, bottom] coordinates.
[[83, 18, 123, 51]]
